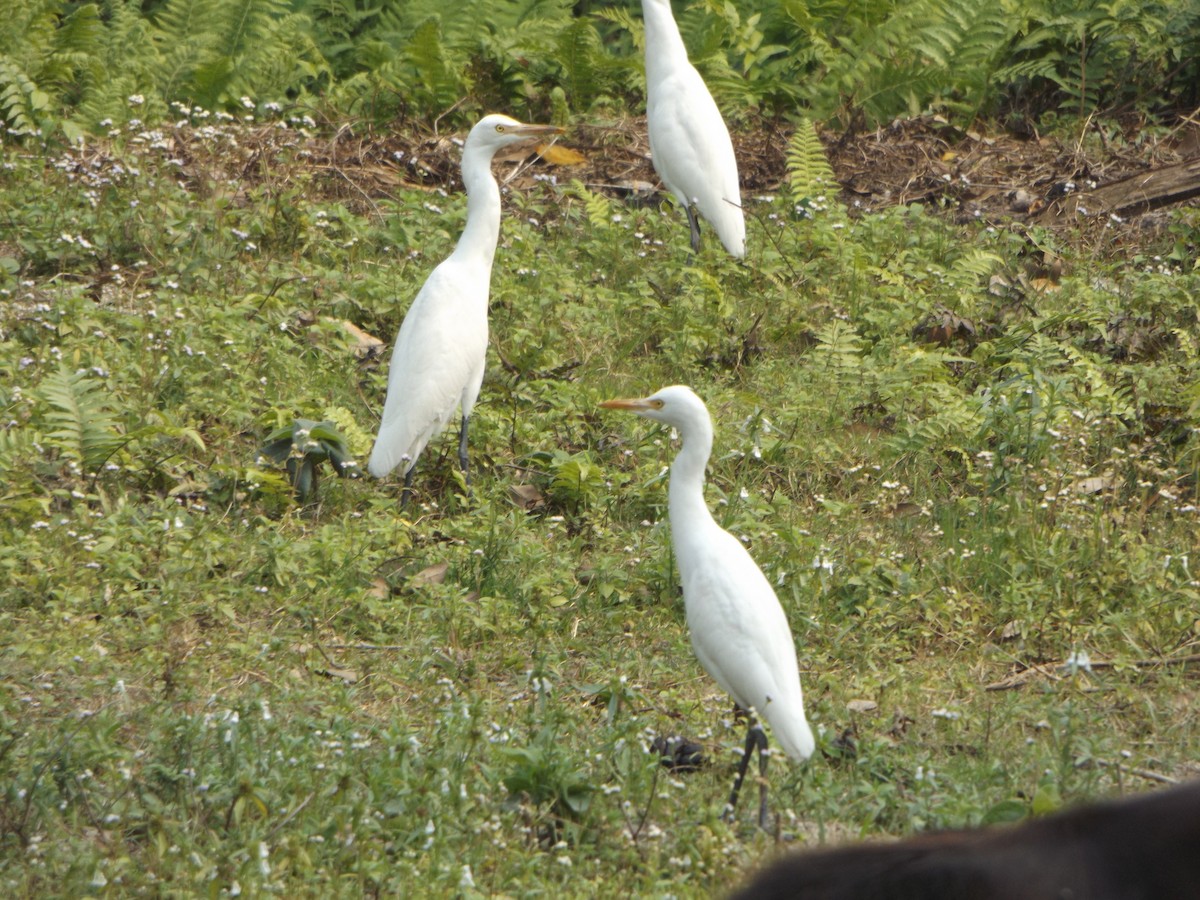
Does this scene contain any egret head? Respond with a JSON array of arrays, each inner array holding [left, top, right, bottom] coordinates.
[[467, 113, 563, 155], [599, 384, 709, 432]]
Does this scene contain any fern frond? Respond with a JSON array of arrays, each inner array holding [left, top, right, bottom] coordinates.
[[0, 60, 50, 136], [947, 249, 1004, 290], [224, 0, 284, 58], [0, 426, 41, 474], [993, 56, 1067, 87], [151, 0, 326, 109], [549, 453, 602, 511], [814, 321, 866, 371], [888, 399, 979, 458], [39, 363, 122, 470], [229, 10, 328, 102], [555, 17, 602, 112], [51, 3, 104, 58], [407, 17, 465, 109], [786, 118, 835, 199], [152, 0, 220, 100], [0, 0, 62, 59], [569, 179, 612, 230], [595, 5, 643, 52]]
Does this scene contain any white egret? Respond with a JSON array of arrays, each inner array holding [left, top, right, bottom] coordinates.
[[367, 114, 562, 497], [641, 0, 746, 258], [600, 385, 813, 826]]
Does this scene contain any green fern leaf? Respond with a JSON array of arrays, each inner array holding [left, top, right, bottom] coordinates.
[[948, 249, 1004, 289], [0, 60, 47, 135], [595, 5, 643, 52], [152, 0, 217, 98], [0, 426, 41, 475], [52, 3, 104, 58], [549, 453, 602, 511], [39, 363, 122, 470], [408, 18, 461, 107], [570, 179, 612, 230], [814, 321, 865, 371], [786, 118, 835, 199], [555, 17, 602, 112]]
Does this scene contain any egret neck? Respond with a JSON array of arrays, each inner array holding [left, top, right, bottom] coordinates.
[[453, 140, 505, 277], [641, 0, 690, 89], [666, 407, 718, 560]]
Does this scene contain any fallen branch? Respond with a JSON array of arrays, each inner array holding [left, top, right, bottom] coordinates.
[[984, 663, 1061, 692], [323, 643, 407, 651], [267, 792, 315, 838], [1090, 759, 1179, 786], [1036, 156, 1200, 221], [1087, 652, 1200, 671], [985, 652, 1200, 692]]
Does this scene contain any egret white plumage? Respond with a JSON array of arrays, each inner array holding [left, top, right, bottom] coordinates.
[[367, 114, 561, 497], [600, 385, 813, 826], [641, 0, 746, 257]]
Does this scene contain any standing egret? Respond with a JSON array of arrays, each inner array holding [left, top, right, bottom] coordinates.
[[600, 386, 813, 826], [641, 0, 746, 257], [367, 114, 562, 498]]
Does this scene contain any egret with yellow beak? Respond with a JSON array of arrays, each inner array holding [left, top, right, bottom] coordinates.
[[601, 385, 813, 826], [368, 114, 563, 498]]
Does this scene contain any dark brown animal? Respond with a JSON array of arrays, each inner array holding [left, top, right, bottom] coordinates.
[[729, 781, 1200, 900]]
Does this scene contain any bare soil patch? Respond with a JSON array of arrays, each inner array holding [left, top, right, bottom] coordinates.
[[108, 113, 1200, 258], [292, 114, 1200, 254]]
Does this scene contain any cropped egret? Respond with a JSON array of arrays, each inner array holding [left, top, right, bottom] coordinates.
[[600, 386, 813, 826], [367, 114, 562, 497], [641, 0, 746, 257]]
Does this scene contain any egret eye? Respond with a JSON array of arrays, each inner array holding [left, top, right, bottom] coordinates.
[[651, 399, 665, 409], [495, 124, 506, 133]]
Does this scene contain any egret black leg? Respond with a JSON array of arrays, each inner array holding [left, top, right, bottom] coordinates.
[[725, 721, 767, 822], [686, 205, 702, 254], [400, 466, 415, 508], [458, 414, 471, 483], [756, 728, 771, 830]]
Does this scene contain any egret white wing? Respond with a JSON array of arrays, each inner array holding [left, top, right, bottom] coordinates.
[[367, 259, 488, 478], [647, 68, 745, 256], [681, 525, 813, 760]]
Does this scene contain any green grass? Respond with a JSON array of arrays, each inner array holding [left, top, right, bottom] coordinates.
[[1, 112, 1199, 897]]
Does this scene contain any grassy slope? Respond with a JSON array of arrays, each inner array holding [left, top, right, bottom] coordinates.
[[1, 114, 1198, 896]]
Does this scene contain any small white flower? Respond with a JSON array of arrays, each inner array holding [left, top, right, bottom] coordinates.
[[1063, 649, 1092, 674]]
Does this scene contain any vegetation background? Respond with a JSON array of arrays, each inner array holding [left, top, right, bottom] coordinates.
[[2, 0, 1199, 895]]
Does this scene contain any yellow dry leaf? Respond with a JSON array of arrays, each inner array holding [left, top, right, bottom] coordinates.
[[320, 666, 359, 684], [1070, 475, 1114, 495], [537, 143, 586, 166], [409, 562, 449, 588]]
